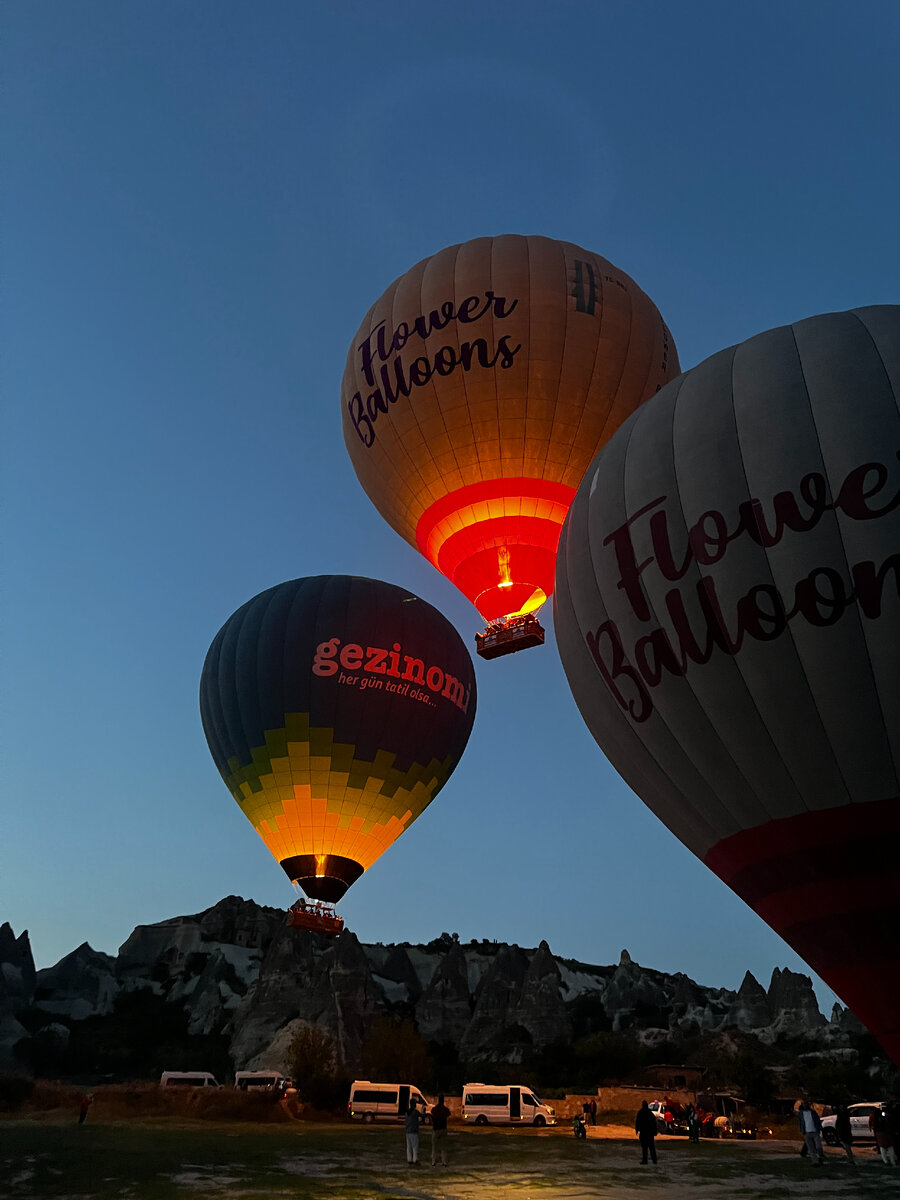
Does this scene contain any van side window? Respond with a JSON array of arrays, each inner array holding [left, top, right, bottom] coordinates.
[[468, 1092, 506, 1106], [523, 1093, 535, 1106], [353, 1089, 398, 1104]]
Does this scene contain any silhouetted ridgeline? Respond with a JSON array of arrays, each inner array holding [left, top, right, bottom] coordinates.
[[0, 897, 868, 1083]]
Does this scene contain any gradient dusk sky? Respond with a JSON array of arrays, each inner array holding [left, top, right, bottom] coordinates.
[[3, 1, 898, 1014]]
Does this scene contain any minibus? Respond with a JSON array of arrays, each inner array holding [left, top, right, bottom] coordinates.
[[159, 1071, 221, 1088], [348, 1080, 431, 1123], [462, 1083, 556, 1126]]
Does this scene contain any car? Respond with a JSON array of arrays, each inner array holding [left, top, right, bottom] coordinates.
[[647, 1101, 689, 1136], [820, 1101, 883, 1146]]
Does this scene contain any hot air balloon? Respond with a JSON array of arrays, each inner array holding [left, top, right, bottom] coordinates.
[[341, 235, 679, 659], [200, 576, 476, 931], [554, 306, 900, 1063]]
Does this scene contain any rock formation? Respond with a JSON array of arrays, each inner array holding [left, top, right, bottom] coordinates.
[[1, 896, 865, 1079]]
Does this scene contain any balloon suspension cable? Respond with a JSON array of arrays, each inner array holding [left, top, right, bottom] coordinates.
[[286, 898, 345, 936], [475, 612, 546, 660]]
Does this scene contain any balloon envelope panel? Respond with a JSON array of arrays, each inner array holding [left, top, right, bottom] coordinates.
[[200, 576, 476, 901], [342, 234, 679, 620], [554, 306, 900, 1061]]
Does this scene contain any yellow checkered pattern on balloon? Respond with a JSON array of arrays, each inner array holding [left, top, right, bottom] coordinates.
[[224, 715, 451, 871]]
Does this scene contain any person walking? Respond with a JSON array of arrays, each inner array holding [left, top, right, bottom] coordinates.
[[430, 1094, 451, 1167], [797, 1101, 825, 1166], [834, 1105, 854, 1164], [635, 1100, 658, 1164], [405, 1098, 421, 1166]]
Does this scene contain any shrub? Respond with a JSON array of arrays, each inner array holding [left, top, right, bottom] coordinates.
[[0, 1076, 34, 1111]]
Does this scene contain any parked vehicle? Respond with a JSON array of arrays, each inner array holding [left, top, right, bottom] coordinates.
[[821, 1101, 883, 1146], [648, 1101, 689, 1135], [159, 1071, 221, 1088], [234, 1071, 291, 1094], [347, 1080, 431, 1123], [696, 1094, 757, 1139], [461, 1083, 557, 1127]]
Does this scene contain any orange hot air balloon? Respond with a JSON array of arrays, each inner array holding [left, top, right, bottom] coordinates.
[[342, 235, 679, 656]]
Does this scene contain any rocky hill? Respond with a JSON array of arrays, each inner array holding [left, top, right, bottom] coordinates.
[[0, 896, 863, 1078]]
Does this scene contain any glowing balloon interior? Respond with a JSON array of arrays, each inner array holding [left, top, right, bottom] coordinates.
[[342, 235, 679, 626], [200, 576, 476, 903], [554, 306, 900, 1064]]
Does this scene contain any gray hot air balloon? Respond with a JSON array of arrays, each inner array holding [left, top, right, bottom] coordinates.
[[554, 306, 900, 1064]]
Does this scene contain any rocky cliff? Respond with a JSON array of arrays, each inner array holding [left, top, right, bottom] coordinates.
[[0, 897, 860, 1076]]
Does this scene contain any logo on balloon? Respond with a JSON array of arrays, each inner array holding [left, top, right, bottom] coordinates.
[[347, 289, 522, 448], [586, 453, 900, 723], [313, 636, 473, 714]]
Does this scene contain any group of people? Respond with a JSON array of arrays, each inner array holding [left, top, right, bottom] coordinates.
[[403, 1095, 451, 1167], [799, 1099, 898, 1167]]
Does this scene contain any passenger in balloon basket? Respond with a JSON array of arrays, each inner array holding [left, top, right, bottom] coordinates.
[[635, 1101, 658, 1164]]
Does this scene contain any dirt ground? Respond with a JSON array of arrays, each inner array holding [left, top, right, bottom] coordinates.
[[2, 1116, 896, 1199]]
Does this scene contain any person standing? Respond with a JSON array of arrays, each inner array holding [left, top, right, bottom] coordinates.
[[589, 1097, 597, 1126], [430, 1094, 451, 1167], [797, 1101, 825, 1165], [635, 1101, 658, 1164], [77, 1094, 93, 1125], [405, 1099, 421, 1166], [834, 1105, 854, 1164], [871, 1104, 898, 1166]]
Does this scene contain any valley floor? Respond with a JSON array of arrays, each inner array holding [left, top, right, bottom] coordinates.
[[1, 1118, 895, 1199]]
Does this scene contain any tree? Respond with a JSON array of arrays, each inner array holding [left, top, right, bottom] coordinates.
[[287, 1024, 343, 1108], [361, 1018, 430, 1082]]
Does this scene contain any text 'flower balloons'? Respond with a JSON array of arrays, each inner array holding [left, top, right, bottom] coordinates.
[[554, 307, 900, 1062], [342, 235, 679, 624], [200, 576, 476, 902]]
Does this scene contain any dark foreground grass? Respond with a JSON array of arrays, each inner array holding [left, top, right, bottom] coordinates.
[[1, 1118, 896, 1199]]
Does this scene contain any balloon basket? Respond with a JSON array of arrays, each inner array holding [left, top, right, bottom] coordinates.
[[475, 614, 546, 660], [286, 901, 345, 936]]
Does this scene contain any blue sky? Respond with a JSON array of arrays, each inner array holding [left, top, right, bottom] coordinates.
[[3, 2, 898, 1015]]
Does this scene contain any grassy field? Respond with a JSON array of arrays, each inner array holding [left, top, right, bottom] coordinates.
[[1, 1117, 896, 1199]]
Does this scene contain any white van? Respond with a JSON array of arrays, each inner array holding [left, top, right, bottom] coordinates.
[[462, 1083, 556, 1126], [159, 1071, 221, 1088], [234, 1071, 290, 1093], [348, 1080, 431, 1123]]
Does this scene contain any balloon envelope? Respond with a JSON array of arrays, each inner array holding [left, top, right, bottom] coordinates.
[[554, 306, 900, 1062], [342, 235, 679, 622], [200, 576, 476, 901]]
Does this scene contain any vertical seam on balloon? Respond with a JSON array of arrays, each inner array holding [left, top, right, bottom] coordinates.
[[635, 292, 660, 420], [633, 367, 761, 840], [722, 338, 812, 820], [574, 270, 632, 488], [454, 239, 485, 498], [256, 581, 280, 794], [412, 252, 460, 513], [200, 625, 227, 788], [561, 242, 605, 487], [384, 266, 441, 536], [786, 320, 861, 807], [842, 310, 900, 788], [491, 234, 520, 483], [583, 391, 722, 854], [562, 251, 611, 485], [551, 237, 569, 489]]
